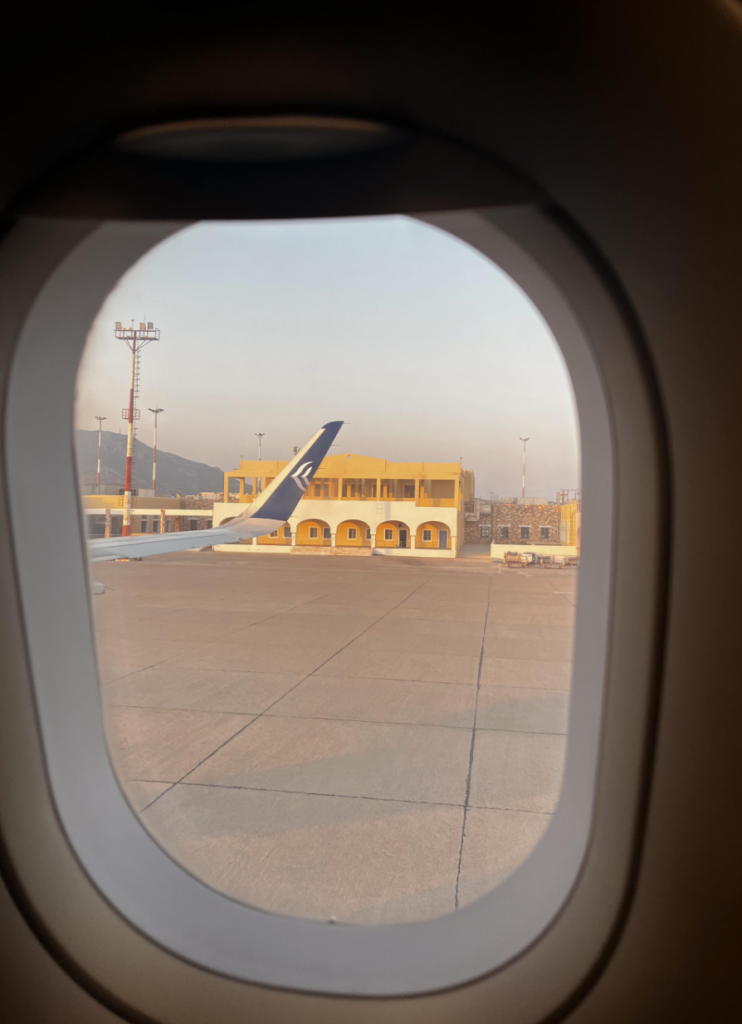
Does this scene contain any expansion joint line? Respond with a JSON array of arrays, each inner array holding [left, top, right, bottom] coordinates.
[[139, 570, 433, 812], [454, 574, 492, 909]]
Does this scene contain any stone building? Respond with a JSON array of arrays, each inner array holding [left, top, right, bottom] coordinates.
[[464, 499, 562, 547], [180, 497, 216, 532]]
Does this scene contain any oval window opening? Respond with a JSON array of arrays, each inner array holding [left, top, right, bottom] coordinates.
[[75, 215, 581, 925]]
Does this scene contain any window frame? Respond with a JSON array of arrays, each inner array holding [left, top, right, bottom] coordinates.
[[0, 209, 667, 1011]]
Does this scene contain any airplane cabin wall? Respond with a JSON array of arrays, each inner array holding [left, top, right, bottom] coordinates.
[[1, 3, 741, 1021]]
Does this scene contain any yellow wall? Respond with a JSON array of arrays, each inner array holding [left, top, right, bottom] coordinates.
[[335, 519, 371, 547], [560, 501, 582, 549], [375, 521, 412, 549], [415, 521, 452, 550], [257, 524, 291, 546], [296, 519, 331, 546], [224, 453, 472, 512]]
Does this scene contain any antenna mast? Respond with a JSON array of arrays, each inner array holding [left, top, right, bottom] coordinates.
[[148, 407, 165, 494], [94, 415, 107, 489]]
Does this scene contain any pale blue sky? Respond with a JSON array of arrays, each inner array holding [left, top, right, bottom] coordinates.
[[76, 216, 580, 498]]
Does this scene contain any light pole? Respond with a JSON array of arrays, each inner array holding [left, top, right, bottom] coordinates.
[[95, 416, 107, 489], [255, 432, 265, 493], [519, 437, 530, 499], [148, 407, 164, 494]]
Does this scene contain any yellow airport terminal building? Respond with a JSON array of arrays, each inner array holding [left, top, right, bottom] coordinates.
[[214, 453, 475, 557]]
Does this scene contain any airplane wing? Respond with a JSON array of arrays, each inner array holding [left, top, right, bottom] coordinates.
[[88, 526, 245, 561], [88, 420, 343, 562]]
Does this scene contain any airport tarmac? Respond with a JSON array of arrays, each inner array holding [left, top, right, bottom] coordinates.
[[92, 551, 576, 925]]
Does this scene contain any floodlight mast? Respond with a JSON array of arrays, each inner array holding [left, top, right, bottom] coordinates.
[[115, 320, 160, 537]]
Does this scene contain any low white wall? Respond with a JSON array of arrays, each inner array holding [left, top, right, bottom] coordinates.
[[490, 543, 578, 560], [374, 547, 455, 558], [213, 544, 293, 554], [213, 543, 453, 558]]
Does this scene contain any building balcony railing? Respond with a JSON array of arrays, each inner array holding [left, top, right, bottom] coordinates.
[[226, 492, 458, 508]]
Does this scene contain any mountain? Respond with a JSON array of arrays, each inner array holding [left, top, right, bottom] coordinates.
[[75, 430, 226, 497]]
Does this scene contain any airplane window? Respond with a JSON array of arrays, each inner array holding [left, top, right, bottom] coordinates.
[[74, 215, 581, 927]]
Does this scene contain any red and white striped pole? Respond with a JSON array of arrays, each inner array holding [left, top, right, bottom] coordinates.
[[149, 407, 164, 494], [95, 415, 106, 489], [122, 347, 137, 537], [115, 320, 159, 539]]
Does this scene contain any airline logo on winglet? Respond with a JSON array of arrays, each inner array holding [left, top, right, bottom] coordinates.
[[291, 462, 313, 491]]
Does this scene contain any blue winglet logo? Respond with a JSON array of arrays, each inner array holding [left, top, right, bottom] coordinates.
[[291, 462, 313, 492]]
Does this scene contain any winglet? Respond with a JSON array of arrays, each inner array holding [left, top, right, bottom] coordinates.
[[229, 421, 343, 529]]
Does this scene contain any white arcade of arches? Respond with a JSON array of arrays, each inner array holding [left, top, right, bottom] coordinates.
[[215, 501, 460, 556]]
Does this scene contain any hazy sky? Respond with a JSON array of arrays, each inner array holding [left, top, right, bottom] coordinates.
[[76, 216, 580, 499]]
